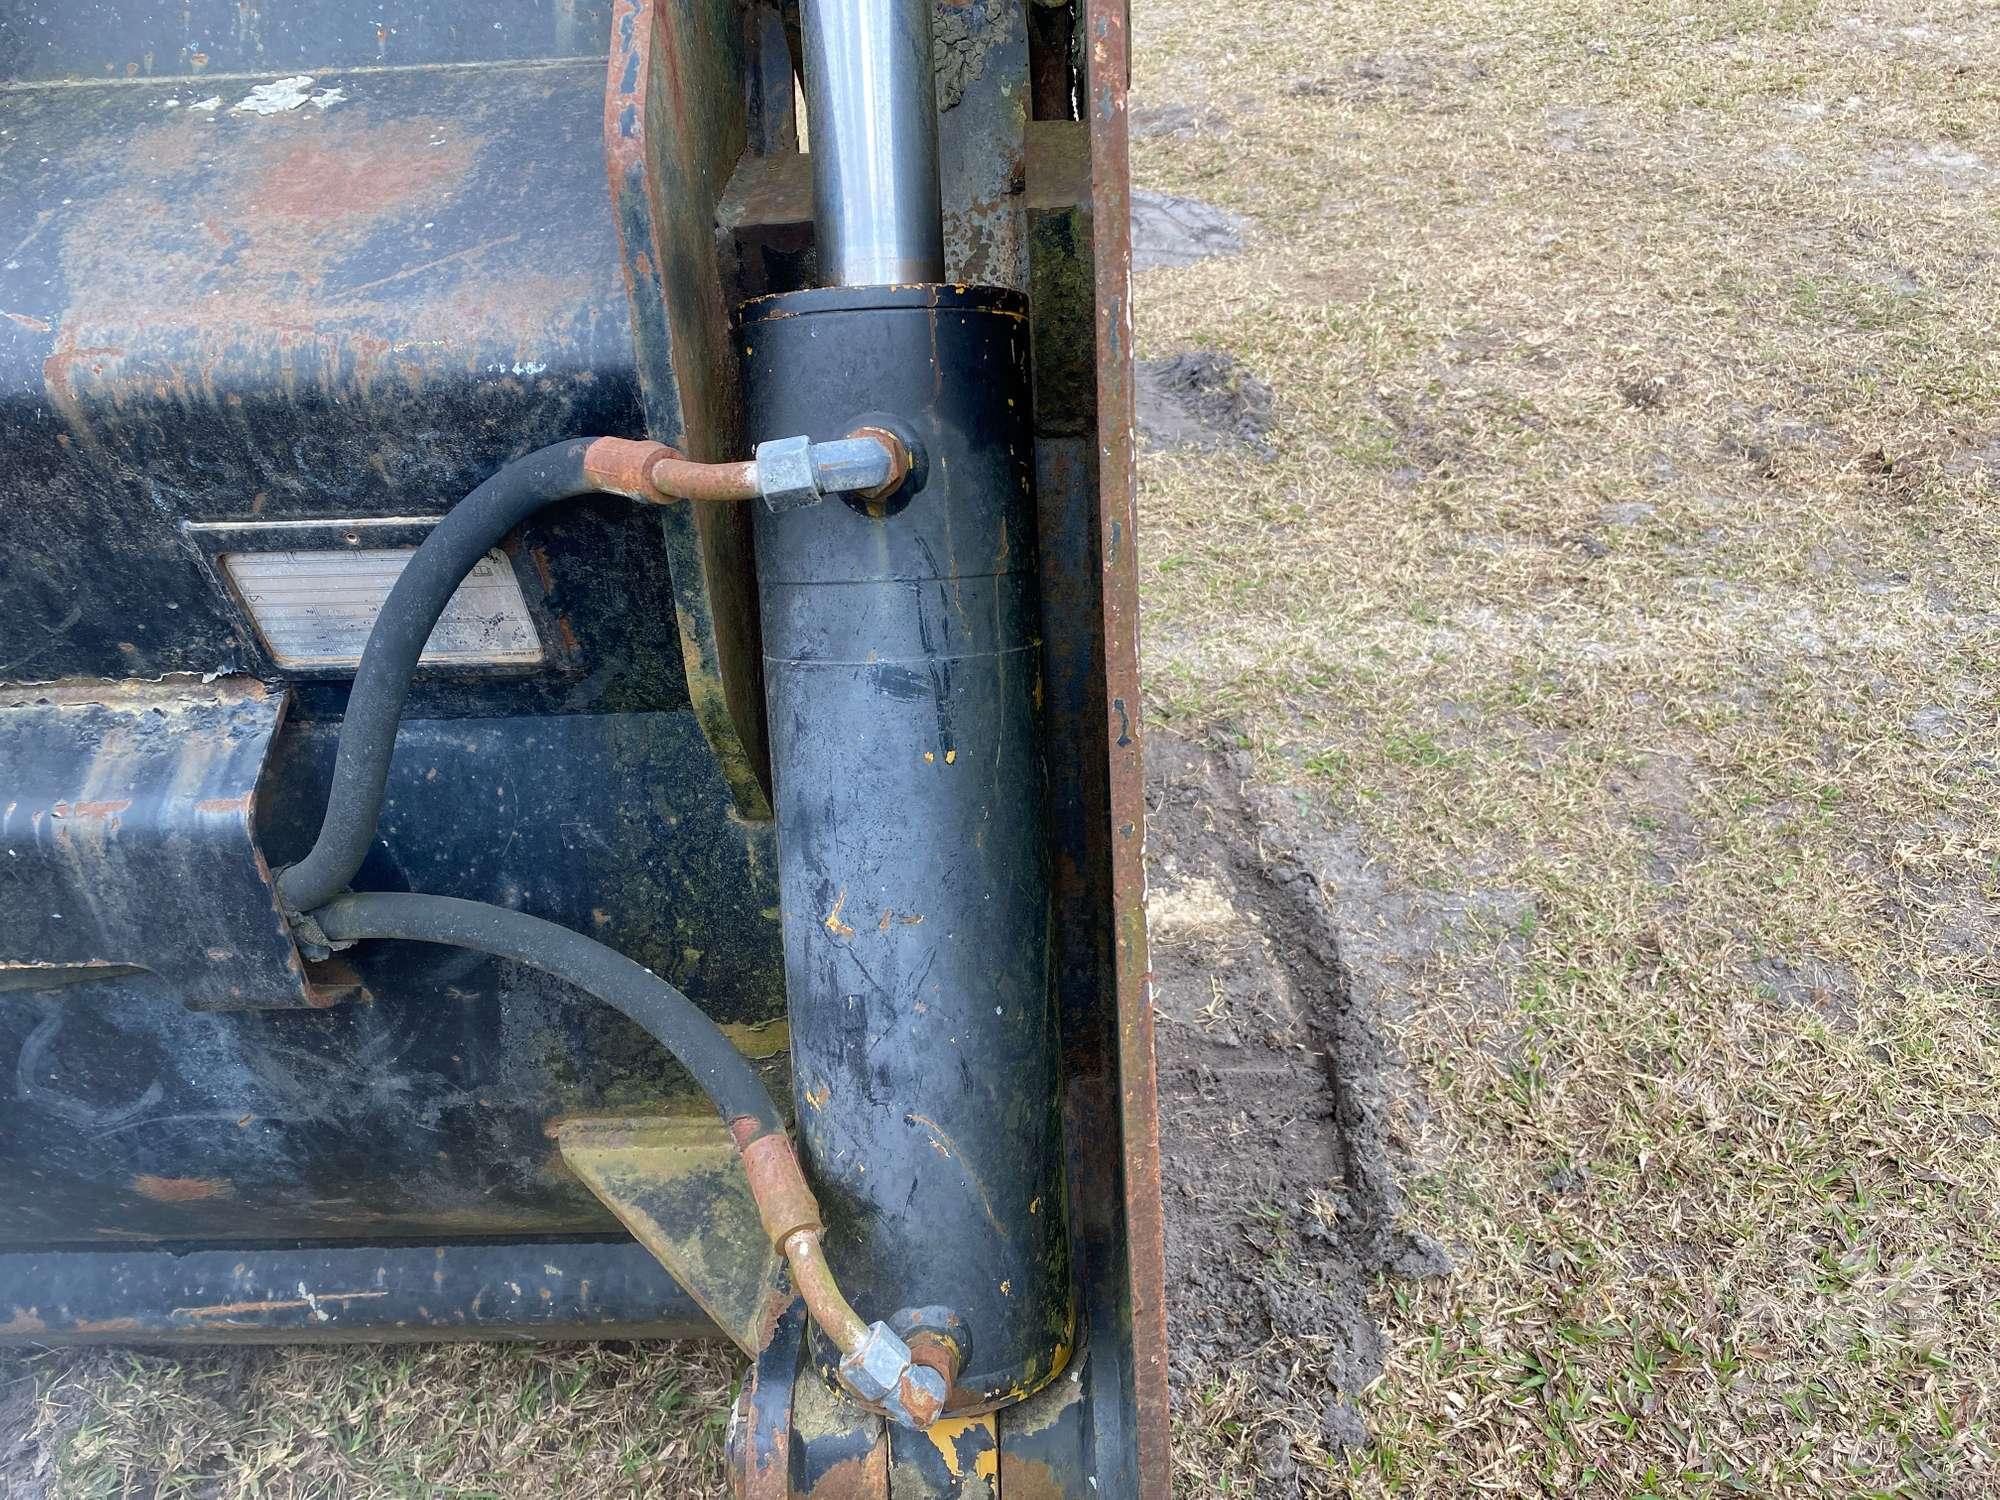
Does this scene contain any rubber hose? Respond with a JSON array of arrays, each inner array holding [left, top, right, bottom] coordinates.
[[313, 892, 782, 1136], [276, 441, 603, 915]]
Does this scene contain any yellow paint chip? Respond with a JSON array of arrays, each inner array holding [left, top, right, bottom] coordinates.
[[944, 749, 956, 764], [823, 887, 855, 939]]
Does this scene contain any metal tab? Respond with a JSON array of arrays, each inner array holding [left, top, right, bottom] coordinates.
[[0, 676, 319, 1010], [556, 1115, 787, 1356]]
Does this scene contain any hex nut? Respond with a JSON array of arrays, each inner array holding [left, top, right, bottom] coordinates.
[[837, 1321, 915, 1405], [890, 1363, 949, 1428], [755, 435, 821, 513]]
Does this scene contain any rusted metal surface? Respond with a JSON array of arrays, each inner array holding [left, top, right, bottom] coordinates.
[[651, 451, 763, 503], [737, 1120, 825, 1245], [582, 435, 680, 499], [716, 121, 1086, 299], [786, 1229, 872, 1359], [582, 435, 766, 504], [894, 1364, 950, 1430], [1028, 0, 1079, 122], [995, 1340, 1092, 1498], [732, 1119, 875, 1355], [794, 1347, 894, 1499], [605, 0, 773, 818], [889, 1413, 1000, 1497], [556, 1115, 785, 1356], [1087, 0, 1173, 1482], [935, 0, 1030, 290], [0, 56, 691, 718], [905, 1325, 965, 1397], [843, 425, 914, 501], [0, 675, 320, 1010]]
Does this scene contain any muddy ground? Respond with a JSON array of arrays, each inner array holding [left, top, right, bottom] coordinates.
[[1147, 730, 1451, 1494]]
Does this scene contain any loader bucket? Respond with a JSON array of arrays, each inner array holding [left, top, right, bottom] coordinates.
[[0, 0, 1165, 1493]]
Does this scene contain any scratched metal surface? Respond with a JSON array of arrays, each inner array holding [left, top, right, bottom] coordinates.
[[0, 0, 614, 81], [0, 708, 787, 1246], [0, 54, 691, 714], [0, 1237, 711, 1342], [0, 12, 798, 1246], [0, 677, 317, 1011]]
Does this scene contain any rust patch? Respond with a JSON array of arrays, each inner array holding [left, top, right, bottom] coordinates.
[[582, 435, 675, 500], [0, 1309, 46, 1334], [997, 1454, 1067, 1500], [799, 1447, 889, 1499], [171, 1290, 389, 1321], [43, 111, 515, 423], [252, 130, 474, 221], [132, 1173, 234, 1202], [51, 798, 131, 820]]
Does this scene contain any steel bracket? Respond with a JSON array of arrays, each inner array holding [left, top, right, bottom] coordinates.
[[556, 1114, 789, 1357], [0, 675, 333, 1011]]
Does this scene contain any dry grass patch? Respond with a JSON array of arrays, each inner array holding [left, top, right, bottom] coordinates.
[[0, 1340, 737, 1498], [1133, 0, 1998, 1494]]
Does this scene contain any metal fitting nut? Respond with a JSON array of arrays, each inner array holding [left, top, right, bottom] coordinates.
[[836, 1321, 944, 1428], [754, 435, 821, 513], [837, 1321, 913, 1405], [892, 1364, 949, 1428]]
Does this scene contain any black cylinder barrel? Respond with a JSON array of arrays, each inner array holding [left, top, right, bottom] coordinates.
[[740, 284, 1071, 1409]]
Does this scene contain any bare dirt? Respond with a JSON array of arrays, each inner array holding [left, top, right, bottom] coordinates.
[[1136, 350, 1277, 457], [1129, 189, 1248, 272], [1147, 730, 1451, 1493], [0, 1366, 53, 1500]]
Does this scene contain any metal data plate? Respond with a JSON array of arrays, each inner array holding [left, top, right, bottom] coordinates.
[[0, 676, 317, 1011], [222, 546, 543, 669]]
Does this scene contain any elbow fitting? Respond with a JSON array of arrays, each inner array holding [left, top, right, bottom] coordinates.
[[582, 432, 911, 513], [754, 428, 912, 513], [731, 1118, 949, 1429]]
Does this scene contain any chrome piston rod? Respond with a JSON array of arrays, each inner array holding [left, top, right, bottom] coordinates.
[[800, 0, 945, 287]]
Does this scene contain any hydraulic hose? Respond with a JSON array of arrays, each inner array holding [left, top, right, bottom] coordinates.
[[273, 431, 906, 916], [312, 892, 915, 1406], [274, 445, 945, 1424], [313, 891, 781, 1136], [276, 441, 605, 915]]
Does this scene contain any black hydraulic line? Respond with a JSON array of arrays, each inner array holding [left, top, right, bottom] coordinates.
[[313, 892, 782, 1136], [275, 441, 601, 916]]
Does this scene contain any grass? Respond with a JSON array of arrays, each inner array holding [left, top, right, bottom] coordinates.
[[2, 1342, 739, 1497], [1134, 0, 2000, 1494], [7, 0, 1999, 1494]]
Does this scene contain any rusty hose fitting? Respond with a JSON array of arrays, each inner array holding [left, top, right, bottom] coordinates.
[[899, 1331, 960, 1427], [582, 432, 909, 510], [729, 1116, 951, 1429], [579, 437, 761, 505], [649, 452, 762, 504], [731, 1118, 869, 1353], [845, 425, 912, 499]]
